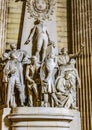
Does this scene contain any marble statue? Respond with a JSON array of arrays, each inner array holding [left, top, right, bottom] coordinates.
[[55, 70, 73, 108], [1, 0, 83, 109], [40, 53, 61, 107], [57, 44, 85, 66], [3, 43, 30, 106], [55, 59, 80, 109], [57, 47, 70, 66], [64, 59, 80, 108], [3, 52, 24, 107], [25, 19, 52, 62], [1, 41, 82, 109], [2, 42, 82, 109], [25, 56, 40, 106]]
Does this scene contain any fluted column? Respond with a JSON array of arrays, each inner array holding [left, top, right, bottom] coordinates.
[[0, 0, 8, 57], [70, 0, 92, 130]]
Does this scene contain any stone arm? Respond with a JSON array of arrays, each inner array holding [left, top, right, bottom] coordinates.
[[4, 62, 17, 76], [0, 57, 8, 66], [46, 30, 52, 44], [3, 62, 10, 82], [25, 65, 34, 83], [3, 52, 10, 60], [69, 43, 85, 58], [46, 29, 56, 48], [24, 26, 36, 45]]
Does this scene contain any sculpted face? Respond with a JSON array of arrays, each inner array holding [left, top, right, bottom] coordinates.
[[35, 0, 47, 11]]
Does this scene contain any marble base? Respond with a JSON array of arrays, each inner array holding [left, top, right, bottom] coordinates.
[[0, 107, 11, 130], [7, 107, 81, 130]]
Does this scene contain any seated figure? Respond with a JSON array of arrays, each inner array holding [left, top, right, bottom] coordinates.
[[55, 59, 80, 109]]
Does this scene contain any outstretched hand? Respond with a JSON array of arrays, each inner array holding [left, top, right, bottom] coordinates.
[[48, 40, 56, 48]]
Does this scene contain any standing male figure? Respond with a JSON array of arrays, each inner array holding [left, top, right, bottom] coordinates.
[[3, 53, 24, 107], [26, 56, 40, 106], [25, 19, 52, 62]]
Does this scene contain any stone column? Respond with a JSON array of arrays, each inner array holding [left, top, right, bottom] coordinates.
[[69, 1, 92, 130], [0, 0, 8, 57]]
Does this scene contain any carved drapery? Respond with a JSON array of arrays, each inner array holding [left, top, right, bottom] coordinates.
[[0, 0, 8, 57], [70, 0, 92, 130]]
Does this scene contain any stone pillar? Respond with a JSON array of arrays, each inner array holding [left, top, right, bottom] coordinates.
[[7, 107, 81, 130], [0, 0, 8, 57], [69, 0, 92, 130]]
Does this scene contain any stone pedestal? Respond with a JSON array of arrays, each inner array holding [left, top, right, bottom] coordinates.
[[7, 107, 81, 130], [0, 107, 11, 130]]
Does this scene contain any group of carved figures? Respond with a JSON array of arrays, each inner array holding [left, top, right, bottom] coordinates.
[[0, 19, 84, 109]]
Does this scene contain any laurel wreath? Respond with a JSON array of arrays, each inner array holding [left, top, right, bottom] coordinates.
[[26, 0, 56, 20]]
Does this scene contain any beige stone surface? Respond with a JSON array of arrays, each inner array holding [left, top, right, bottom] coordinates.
[[0, 107, 81, 130], [0, 108, 11, 130], [56, 0, 67, 48], [6, 1, 23, 49], [7, 107, 80, 130]]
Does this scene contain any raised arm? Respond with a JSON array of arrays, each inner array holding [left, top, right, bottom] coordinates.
[[70, 43, 85, 58]]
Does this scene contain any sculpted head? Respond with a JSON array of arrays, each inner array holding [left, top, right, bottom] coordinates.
[[60, 47, 68, 54], [31, 56, 38, 64], [10, 43, 17, 50], [35, 0, 47, 11]]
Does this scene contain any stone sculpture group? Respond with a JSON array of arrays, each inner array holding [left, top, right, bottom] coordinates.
[[0, 0, 84, 109], [1, 20, 84, 109]]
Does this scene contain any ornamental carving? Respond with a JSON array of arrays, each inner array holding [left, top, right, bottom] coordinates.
[[26, 0, 56, 20]]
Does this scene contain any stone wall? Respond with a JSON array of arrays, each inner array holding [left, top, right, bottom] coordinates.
[[56, 0, 67, 49], [6, 0, 23, 49]]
